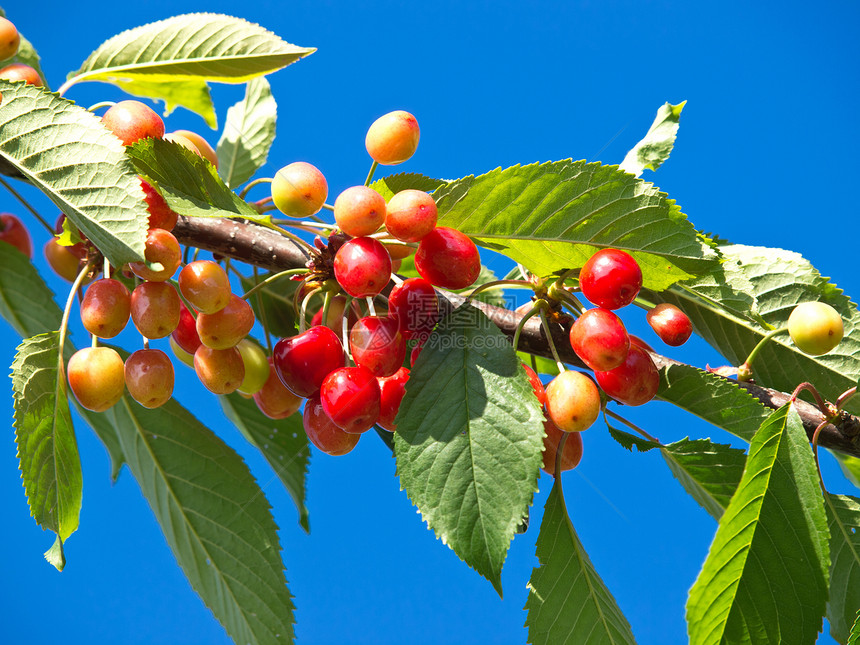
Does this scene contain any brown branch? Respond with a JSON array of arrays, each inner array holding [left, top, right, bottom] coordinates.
[[173, 216, 860, 459]]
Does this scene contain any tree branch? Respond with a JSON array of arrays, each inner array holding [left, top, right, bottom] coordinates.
[[173, 216, 860, 459]]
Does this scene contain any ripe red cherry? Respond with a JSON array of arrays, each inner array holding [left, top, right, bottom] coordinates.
[[80, 278, 131, 339], [388, 277, 439, 339], [129, 228, 181, 282], [377, 367, 410, 432], [139, 178, 178, 231], [172, 300, 202, 355], [101, 100, 164, 146], [385, 189, 437, 243], [273, 325, 346, 398], [569, 308, 630, 371], [334, 186, 387, 237], [349, 316, 406, 377], [541, 418, 584, 476], [303, 393, 361, 456], [0, 213, 32, 257], [0, 63, 42, 86], [594, 344, 659, 406], [333, 236, 392, 297], [545, 370, 601, 432], [130, 281, 180, 339], [415, 226, 480, 290], [579, 248, 642, 310], [253, 358, 303, 420], [646, 303, 693, 347], [522, 363, 546, 406], [320, 366, 381, 434], [365, 110, 420, 165], [124, 349, 174, 409]]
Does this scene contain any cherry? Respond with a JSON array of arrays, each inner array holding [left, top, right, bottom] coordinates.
[[0, 17, 20, 60], [129, 228, 181, 282], [365, 110, 420, 165], [320, 365, 381, 434], [196, 294, 255, 349], [409, 341, 423, 367], [0, 63, 41, 86], [415, 226, 480, 290], [384, 189, 437, 243], [179, 260, 231, 314], [310, 295, 358, 332], [647, 303, 693, 347], [168, 130, 218, 167], [388, 278, 439, 340], [522, 363, 546, 406], [130, 281, 180, 339], [80, 278, 131, 339], [101, 100, 164, 146], [594, 344, 659, 406], [163, 132, 202, 157], [334, 186, 387, 237], [333, 236, 392, 297], [194, 346, 245, 394], [139, 178, 178, 231], [44, 238, 86, 282], [273, 325, 346, 398], [579, 248, 642, 310], [303, 393, 361, 456], [0, 213, 31, 257], [377, 367, 410, 432], [125, 348, 174, 408], [271, 162, 328, 218], [171, 300, 202, 355], [253, 358, 303, 419], [349, 316, 406, 377], [67, 347, 125, 412], [629, 334, 655, 353], [545, 370, 601, 432], [385, 242, 414, 261], [541, 417, 584, 476], [236, 339, 271, 396], [169, 335, 195, 369], [787, 301, 844, 356], [569, 308, 630, 371]]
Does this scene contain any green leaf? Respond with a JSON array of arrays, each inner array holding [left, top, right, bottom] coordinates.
[[652, 245, 860, 416], [220, 393, 310, 532], [0, 8, 47, 87], [524, 478, 636, 645], [658, 364, 771, 442], [64, 13, 314, 124], [239, 272, 300, 338], [98, 395, 295, 645], [127, 138, 262, 221], [0, 81, 147, 266], [606, 425, 660, 453], [824, 493, 860, 644], [394, 304, 545, 595], [686, 405, 830, 645], [834, 452, 860, 491], [434, 160, 718, 291], [11, 332, 81, 567], [517, 351, 560, 377], [661, 438, 746, 520], [217, 78, 277, 188], [370, 172, 446, 201], [619, 101, 686, 177]]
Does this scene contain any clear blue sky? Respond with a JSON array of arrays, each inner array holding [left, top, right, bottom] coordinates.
[[1, 1, 858, 643]]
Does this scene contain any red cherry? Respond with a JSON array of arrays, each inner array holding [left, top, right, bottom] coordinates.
[[522, 363, 546, 406], [388, 277, 439, 339], [410, 341, 424, 367], [128, 228, 181, 282], [303, 393, 361, 455], [101, 100, 164, 146], [0, 63, 42, 86], [333, 237, 392, 297], [384, 189, 437, 243], [0, 213, 32, 257], [320, 366, 381, 434], [541, 417, 584, 476], [124, 348, 174, 409], [334, 186, 387, 237], [80, 278, 131, 339], [579, 248, 642, 310], [594, 344, 659, 406], [349, 316, 406, 377], [569, 308, 630, 371], [646, 303, 693, 347], [139, 178, 178, 231], [172, 300, 202, 355], [272, 325, 346, 398], [414, 226, 480, 289], [629, 334, 655, 353], [377, 367, 410, 432]]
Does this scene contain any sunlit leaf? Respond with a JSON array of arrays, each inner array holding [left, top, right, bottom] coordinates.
[[825, 493, 860, 644], [619, 101, 686, 177], [218, 78, 277, 188]]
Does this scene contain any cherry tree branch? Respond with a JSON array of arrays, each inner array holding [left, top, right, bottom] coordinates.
[[173, 216, 860, 459]]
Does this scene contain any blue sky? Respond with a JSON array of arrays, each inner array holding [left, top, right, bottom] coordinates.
[[1, 1, 858, 643]]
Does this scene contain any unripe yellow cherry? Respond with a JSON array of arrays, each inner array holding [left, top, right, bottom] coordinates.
[[787, 302, 844, 356]]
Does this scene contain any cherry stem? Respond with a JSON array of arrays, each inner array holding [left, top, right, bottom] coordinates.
[[809, 417, 830, 494], [320, 290, 333, 328], [512, 306, 541, 353], [142, 337, 150, 350], [241, 268, 307, 300], [0, 176, 54, 234], [341, 296, 354, 361], [57, 261, 95, 391], [836, 387, 857, 411], [554, 267, 579, 287], [632, 295, 658, 310], [604, 408, 662, 444], [87, 101, 116, 113], [550, 285, 585, 315], [299, 288, 322, 333], [364, 161, 379, 187], [789, 382, 831, 417], [239, 177, 273, 200], [276, 227, 316, 253], [463, 279, 530, 303], [366, 296, 377, 317], [538, 305, 566, 373], [103, 256, 110, 279], [553, 431, 568, 481], [741, 327, 788, 379], [252, 266, 273, 354], [321, 203, 335, 212], [91, 334, 98, 349]]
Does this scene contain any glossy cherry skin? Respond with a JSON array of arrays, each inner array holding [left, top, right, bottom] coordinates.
[[522, 363, 546, 406], [388, 277, 439, 340], [0, 213, 32, 257], [172, 300, 203, 355], [273, 325, 346, 398], [101, 100, 164, 146], [569, 308, 630, 371], [594, 344, 659, 406], [80, 278, 131, 339], [129, 228, 181, 282], [44, 238, 85, 282], [646, 303, 693, 347], [333, 236, 392, 297], [130, 281, 181, 339], [384, 189, 437, 243], [787, 302, 844, 356], [579, 248, 642, 310], [67, 347, 125, 412], [196, 294, 255, 349], [377, 367, 410, 432], [236, 339, 271, 396], [0, 63, 42, 86], [320, 366, 381, 434], [125, 349, 174, 409], [541, 417, 584, 476], [334, 186, 387, 237], [415, 226, 480, 290], [365, 110, 420, 165], [139, 178, 178, 231], [349, 316, 406, 378], [169, 130, 218, 167], [271, 162, 328, 218], [629, 334, 655, 353], [179, 260, 231, 314], [0, 17, 20, 60], [169, 336, 195, 369], [194, 346, 245, 394], [303, 393, 361, 455], [545, 370, 601, 432], [253, 358, 303, 419]]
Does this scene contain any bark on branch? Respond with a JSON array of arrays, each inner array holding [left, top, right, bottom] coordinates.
[[173, 216, 860, 459]]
